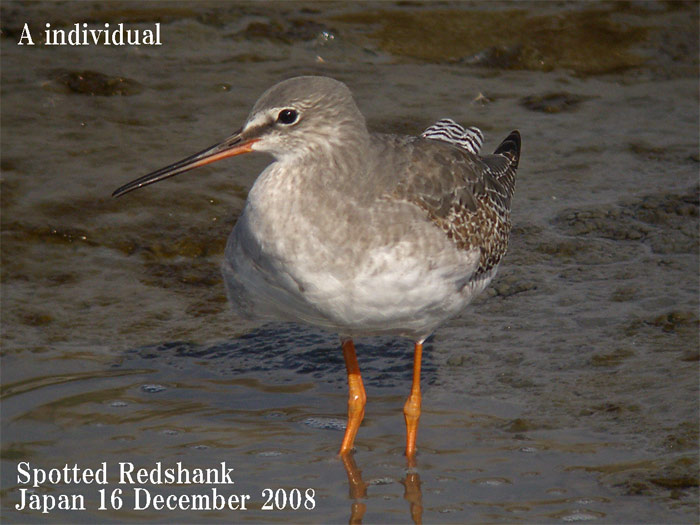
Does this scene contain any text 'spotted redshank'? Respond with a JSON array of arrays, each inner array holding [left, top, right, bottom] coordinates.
[[113, 76, 521, 458]]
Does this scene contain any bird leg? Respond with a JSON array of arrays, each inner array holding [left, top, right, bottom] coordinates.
[[339, 338, 366, 455], [404, 341, 423, 458]]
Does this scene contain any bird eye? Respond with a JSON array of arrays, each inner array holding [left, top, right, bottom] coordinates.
[[277, 109, 299, 125]]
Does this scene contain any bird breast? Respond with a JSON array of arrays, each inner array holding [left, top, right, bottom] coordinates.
[[223, 158, 483, 335]]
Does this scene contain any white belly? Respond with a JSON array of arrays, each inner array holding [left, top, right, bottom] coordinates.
[[223, 209, 485, 339], [221, 160, 493, 340]]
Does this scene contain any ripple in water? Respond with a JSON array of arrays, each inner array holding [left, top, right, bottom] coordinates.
[[141, 383, 167, 393], [302, 417, 346, 431]]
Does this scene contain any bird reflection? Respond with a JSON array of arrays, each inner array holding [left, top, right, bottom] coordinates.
[[402, 455, 423, 525], [341, 454, 367, 524], [341, 453, 423, 524]]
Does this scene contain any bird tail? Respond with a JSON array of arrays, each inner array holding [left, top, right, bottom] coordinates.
[[493, 130, 521, 169]]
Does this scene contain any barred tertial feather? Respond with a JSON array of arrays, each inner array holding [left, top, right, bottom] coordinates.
[[421, 118, 484, 155]]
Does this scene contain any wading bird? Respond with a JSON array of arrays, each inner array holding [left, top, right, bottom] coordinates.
[[113, 76, 521, 458]]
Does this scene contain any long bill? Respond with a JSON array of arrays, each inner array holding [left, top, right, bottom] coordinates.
[[112, 129, 258, 197]]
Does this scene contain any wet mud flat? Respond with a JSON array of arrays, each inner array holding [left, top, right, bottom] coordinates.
[[1, 1, 699, 523]]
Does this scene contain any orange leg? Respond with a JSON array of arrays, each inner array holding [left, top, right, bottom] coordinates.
[[404, 341, 423, 458], [339, 339, 367, 455]]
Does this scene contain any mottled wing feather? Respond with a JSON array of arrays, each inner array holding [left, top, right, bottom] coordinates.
[[391, 130, 520, 277]]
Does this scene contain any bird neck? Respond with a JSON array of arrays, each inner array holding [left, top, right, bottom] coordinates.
[[290, 126, 372, 192]]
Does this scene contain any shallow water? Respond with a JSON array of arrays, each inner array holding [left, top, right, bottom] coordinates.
[[1, 1, 698, 523]]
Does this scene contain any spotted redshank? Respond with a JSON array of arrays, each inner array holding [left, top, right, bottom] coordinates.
[[113, 76, 521, 458]]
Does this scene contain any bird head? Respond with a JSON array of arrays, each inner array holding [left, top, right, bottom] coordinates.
[[112, 76, 366, 197]]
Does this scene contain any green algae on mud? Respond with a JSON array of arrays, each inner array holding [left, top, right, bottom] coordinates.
[[51, 70, 143, 97], [333, 6, 650, 75], [520, 92, 594, 113], [555, 186, 699, 251]]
